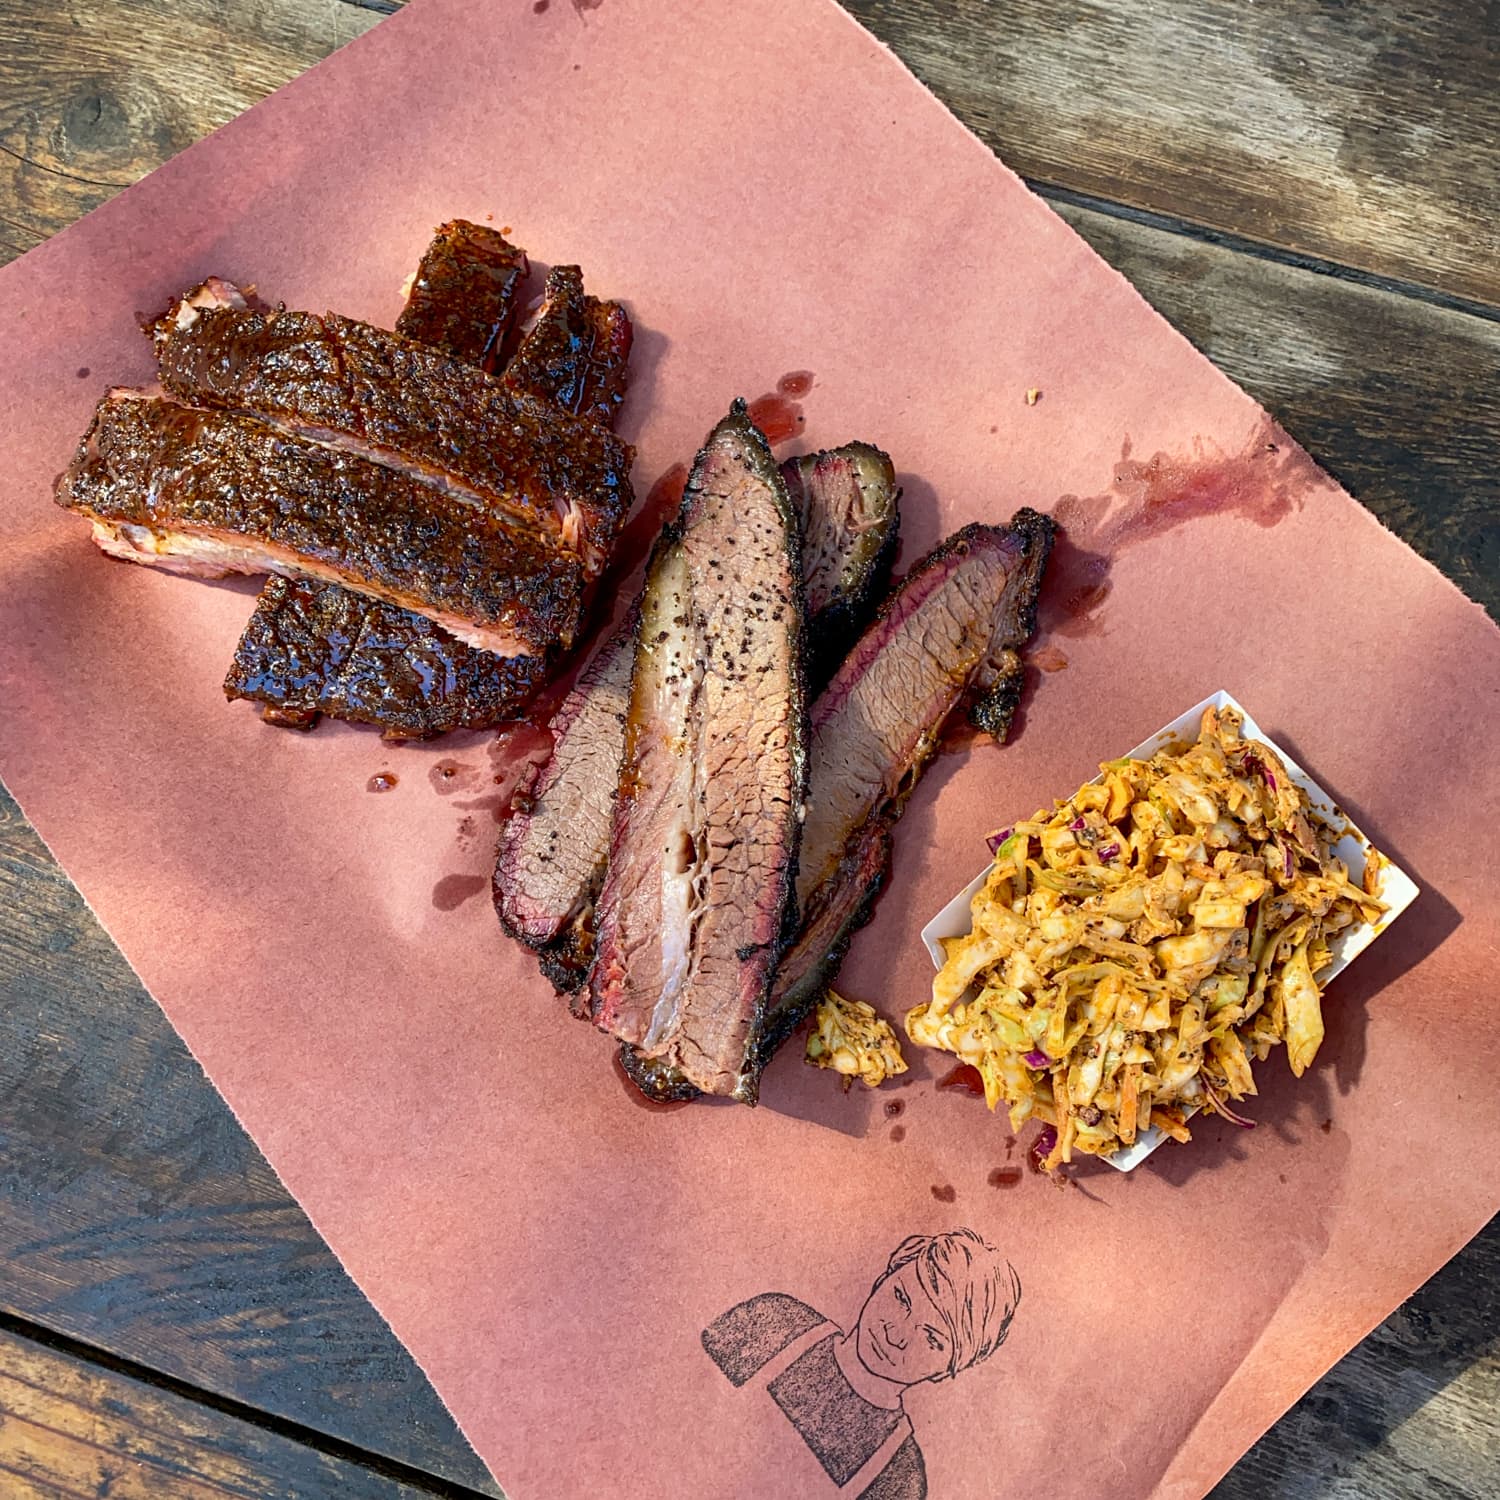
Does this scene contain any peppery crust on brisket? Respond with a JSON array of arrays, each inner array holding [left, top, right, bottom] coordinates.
[[587, 402, 809, 1102]]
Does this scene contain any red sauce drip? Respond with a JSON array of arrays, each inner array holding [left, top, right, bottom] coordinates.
[[889, 1124, 906, 1143], [884, 1098, 905, 1118], [930, 1184, 957, 1203], [76, 366, 91, 379], [431, 874, 487, 911], [429, 759, 481, 795], [484, 721, 557, 821], [937, 1063, 985, 1097], [988, 1167, 1023, 1189], [1041, 428, 1304, 639], [610, 1050, 693, 1112], [366, 772, 398, 793], [777, 370, 814, 398], [746, 392, 805, 447], [1031, 644, 1069, 673]]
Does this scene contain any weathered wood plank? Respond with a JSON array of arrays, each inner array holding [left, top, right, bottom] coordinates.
[[0, 1323, 459, 1499], [844, 0, 1500, 309], [0, 787, 501, 1496], [1056, 202, 1500, 619], [0, 0, 383, 263], [1212, 1213, 1500, 1499], [3, 0, 1497, 311]]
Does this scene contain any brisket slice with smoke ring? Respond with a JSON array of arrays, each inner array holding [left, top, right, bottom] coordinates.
[[621, 511, 1056, 1103], [153, 298, 631, 573], [586, 403, 808, 1102], [59, 393, 585, 657], [492, 442, 899, 992]]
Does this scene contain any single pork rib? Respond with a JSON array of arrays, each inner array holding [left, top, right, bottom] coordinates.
[[395, 218, 529, 370], [623, 513, 1056, 1102], [587, 403, 807, 1101], [493, 440, 899, 993], [59, 392, 584, 657], [152, 291, 630, 573]]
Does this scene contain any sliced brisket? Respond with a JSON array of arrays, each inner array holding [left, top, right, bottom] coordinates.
[[492, 442, 899, 994], [782, 443, 899, 678], [60, 393, 585, 656], [587, 404, 807, 1101], [626, 512, 1056, 1102]]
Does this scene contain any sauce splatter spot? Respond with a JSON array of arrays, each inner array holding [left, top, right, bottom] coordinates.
[[76, 366, 91, 379], [746, 392, 804, 447], [1032, 644, 1069, 673], [988, 1167, 1023, 1188], [884, 1098, 905, 1118], [777, 370, 814, 398], [889, 1124, 906, 1143], [367, 771, 398, 793], [930, 1184, 957, 1203], [937, 1063, 985, 1097]]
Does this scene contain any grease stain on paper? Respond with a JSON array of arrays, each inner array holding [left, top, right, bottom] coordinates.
[[1043, 424, 1311, 638], [747, 392, 805, 446]]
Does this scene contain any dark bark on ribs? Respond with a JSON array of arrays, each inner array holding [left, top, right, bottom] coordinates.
[[225, 575, 551, 738], [625, 511, 1056, 1103], [153, 299, 631, 574], [503, 266, 632, 426], [225, 223, 559, 737], [781, 443, 899, 680], [395, 220, 528, 371], [59, 393, 585, 656], [587, 403, 807, 1102], [494, 442, 900, 995]]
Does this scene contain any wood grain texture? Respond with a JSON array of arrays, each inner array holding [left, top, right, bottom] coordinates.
[[844, 0, 1500, 309], [0, 1323, 455, 1499], [0, 789, 500, 1496], [1057, 202, 1500, 620], [0, 0, 382, 262], [0, 0, 1496, 1497]]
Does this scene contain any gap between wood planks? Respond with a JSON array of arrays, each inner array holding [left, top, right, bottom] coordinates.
[[0, 1310, 497, 1500]]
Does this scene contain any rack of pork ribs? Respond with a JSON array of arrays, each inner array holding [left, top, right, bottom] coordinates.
[[494, 403, 1056, 1105], [57, 221, 636, 738]]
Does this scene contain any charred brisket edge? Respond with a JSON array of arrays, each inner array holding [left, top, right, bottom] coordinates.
[[801, 442, 901, 683], [966, 506, 1056, 736], [623, 509, 1057, 1103], [587, 400, 809, 1107], [492, 606, 641, 960]]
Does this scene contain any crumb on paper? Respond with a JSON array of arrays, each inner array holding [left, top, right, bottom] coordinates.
[[1025, 387, 1041, 406], [806, 989, 908, 1088]]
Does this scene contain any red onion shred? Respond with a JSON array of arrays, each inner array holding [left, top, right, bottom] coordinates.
[[1023, 1049, 1050, 1069], [1202, 1078, 1256, 1129], [986, 826, 1014, 855]]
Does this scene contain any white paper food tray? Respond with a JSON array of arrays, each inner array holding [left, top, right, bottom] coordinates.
[[918, 689, 1420, 1171]]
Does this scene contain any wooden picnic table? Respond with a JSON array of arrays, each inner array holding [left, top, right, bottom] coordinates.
[[1, 1, 1496, 1495]]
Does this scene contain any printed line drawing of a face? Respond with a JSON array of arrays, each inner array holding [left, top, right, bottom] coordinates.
[[854, 1261, 955, 1386]]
